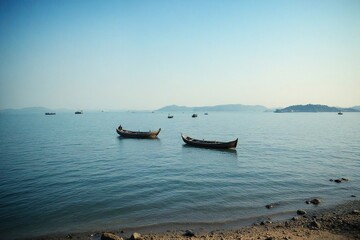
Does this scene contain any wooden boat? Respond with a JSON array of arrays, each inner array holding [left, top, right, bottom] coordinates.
[[116, 125, 161, 139], [181, 134, 238, 149]]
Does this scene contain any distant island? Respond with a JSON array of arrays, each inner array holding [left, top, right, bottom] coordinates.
[[352, 105, 360, 111], [156, 104, 268, 112], [274, 104, 359, 113]]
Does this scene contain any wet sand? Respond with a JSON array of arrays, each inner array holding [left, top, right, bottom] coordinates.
[[25, 200, 360, 240]]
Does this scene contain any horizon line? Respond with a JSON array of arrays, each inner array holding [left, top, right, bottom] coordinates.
[[1, 103, 359, 112]]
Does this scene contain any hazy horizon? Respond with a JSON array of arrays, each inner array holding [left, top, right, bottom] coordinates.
[[1, 102, 359, 112], [1, 0, 360, 110]]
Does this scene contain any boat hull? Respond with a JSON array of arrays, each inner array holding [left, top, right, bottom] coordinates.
[[181, 134, 237, 149], [116, 127, 161, 139]]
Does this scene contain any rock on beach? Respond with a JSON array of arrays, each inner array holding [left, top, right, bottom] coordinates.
[[183, 229, 195, 237], [308, 220, 321, 229], [130, 232, 142, 240], [310, 198, 321, 205], [101, 232, 123, 240], [265, 204, 274, 209], [297, 210, 307, 215]]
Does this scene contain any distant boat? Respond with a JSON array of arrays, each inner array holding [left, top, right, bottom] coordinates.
[[75, 110, 83, 114], [192, 114, 198, 118], [168, 114, 174, 119], [204, 113, 208, 115], [45, 112, 56, 115], [338, 112, 343, 115], [181, 134, 238, 149], [116, 125, 161, 139]]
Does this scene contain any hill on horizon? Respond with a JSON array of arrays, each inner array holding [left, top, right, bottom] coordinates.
[[352, 105, 360, 111], [274, 104, 359, 113], [156, 104, 268, 112]]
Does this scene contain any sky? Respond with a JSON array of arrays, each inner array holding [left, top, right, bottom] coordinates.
[[0, 0, 359, 110]]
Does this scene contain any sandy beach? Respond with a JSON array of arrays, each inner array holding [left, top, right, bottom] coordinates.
[[25, 200, 360, 240]]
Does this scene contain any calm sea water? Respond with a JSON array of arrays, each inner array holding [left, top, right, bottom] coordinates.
[[0, 111, 359, 239]]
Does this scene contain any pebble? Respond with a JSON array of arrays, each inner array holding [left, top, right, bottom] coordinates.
[[266, 204, 274, 209], [308, 220, 321, 229], [183, 229, 195, 237], [297, 210, 307, 215], [260, 220, 272, 225], [101, 232, 123, 240], [130, 232, 142, 240], [310, 198, 321, 205], [333, 177, 350, 183]]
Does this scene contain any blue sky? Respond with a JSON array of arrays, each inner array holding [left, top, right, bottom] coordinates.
[[0, 0, 359, 110]]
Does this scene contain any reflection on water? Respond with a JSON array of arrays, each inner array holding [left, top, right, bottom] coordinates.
[[181, 144, 238, 156]]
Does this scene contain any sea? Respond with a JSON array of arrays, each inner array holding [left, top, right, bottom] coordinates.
[[0, 111, 359, 239]]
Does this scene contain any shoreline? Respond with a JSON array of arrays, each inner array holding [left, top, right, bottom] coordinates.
[[22, 200, 360, 240]]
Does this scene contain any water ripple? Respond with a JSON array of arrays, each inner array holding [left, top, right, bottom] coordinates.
[[0, 112, 359, 238]]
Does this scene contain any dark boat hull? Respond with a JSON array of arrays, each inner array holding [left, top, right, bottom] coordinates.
[[116, 127, 161, 139], [181, 134, 237, 149]]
